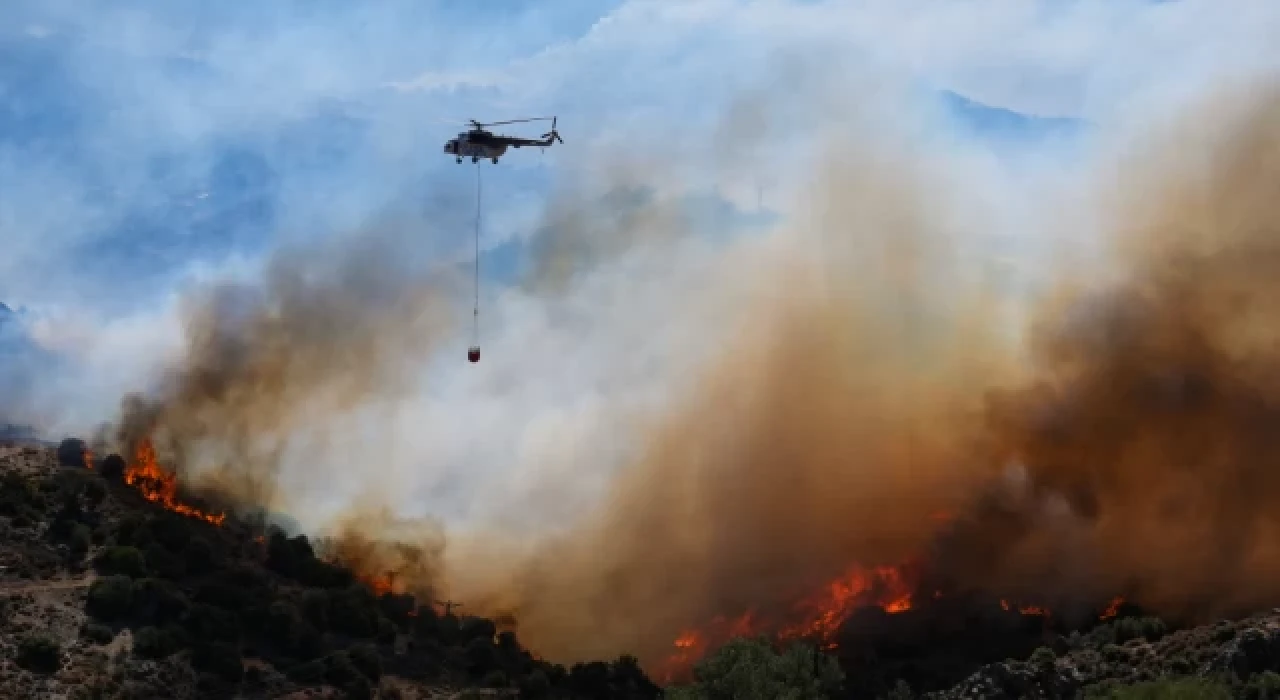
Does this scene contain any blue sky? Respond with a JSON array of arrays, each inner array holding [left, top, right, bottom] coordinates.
[[9, 0, 1234, 314], [8, 0, 1267, 315], [3, 0, 1279, 529]]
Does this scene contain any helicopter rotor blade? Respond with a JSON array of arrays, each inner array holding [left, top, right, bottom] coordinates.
[[478, 116, 555, 128]]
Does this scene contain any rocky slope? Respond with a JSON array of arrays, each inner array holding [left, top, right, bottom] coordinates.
[[920, 612, 1280, 699]]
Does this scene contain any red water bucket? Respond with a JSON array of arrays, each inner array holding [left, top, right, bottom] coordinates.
[[468, 346, 481, 363]]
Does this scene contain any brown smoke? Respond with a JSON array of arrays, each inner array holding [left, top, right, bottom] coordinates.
[[101, 66, 1280, 674], [970, 83, 1280, 620], [111, 220, 459, 510], [447, 80, 1280, 667]]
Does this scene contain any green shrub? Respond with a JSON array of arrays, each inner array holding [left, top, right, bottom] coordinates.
[[884, 680, 914, 700], [465, 637, 499, 677], [130, 578, 189, 626], [57, 438, 88, 467], [519, 669, 553, 698], [97, 454, 126, 481], [482, 669, 510, 688], [257, 600, 295, 642], [80, 622, 115, 645], [378, 592, 416, 625], [293, 621, 326, 661], [301, 589, 329, 630], [1213, 624, 1237, 643], [183, 536, 214, 575], [87, 575, 135, 621], [16, 635, 62, 673], [460, 616, 498, 643], [1244, 670, 1280, 700], [1086, 678, 1232, 699], [132, 626, 180, 659], [323, 651, 373, 699], [69, 524, 92, 555], [194, 581, 250, 610], [182, 603, 240, 644], [664, 636, 844, 700], [327, 586, 380, 638], [1114, 617, 1168, 644], [191, 641, 244, 682], [48, 514, 76, 541], [83, 479, 106, 509], [94, 545, 147, 578], [143, 542, 184, 579], [287, 659, 326, 684], [1030, 646, 1057, 669], [348, 642, 382, 682], [149, 514, 192, 551]]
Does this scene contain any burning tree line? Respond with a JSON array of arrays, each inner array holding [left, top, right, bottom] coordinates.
[[47, 435, 663, 698], [55, 432, 1144, 695]]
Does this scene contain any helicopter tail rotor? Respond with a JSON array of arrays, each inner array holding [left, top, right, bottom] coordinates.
[[542, 117, 563, 144]]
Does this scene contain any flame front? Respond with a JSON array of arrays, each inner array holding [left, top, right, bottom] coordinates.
[[124, 438, 226, 526], [656, 563, 917, 683]]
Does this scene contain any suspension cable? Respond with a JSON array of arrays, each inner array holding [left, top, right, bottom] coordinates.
[[473, 161, 482, 344]]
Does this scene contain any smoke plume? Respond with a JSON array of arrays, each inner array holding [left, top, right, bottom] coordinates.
[[110, 221, 460, 511], [446, 80, 1280, 666], [99, 70, 1280, 672]]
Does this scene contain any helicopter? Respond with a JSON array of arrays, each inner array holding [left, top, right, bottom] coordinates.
[[444, 117, 563, 164]]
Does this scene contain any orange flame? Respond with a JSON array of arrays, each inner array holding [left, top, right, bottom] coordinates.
[[1100, 596, 1125, 621], [657, 563, 917, 682], [124, 438, 226, 526], [83, 448, 95, 470]]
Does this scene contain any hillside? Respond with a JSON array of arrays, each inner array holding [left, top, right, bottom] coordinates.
[[663, 608, 1280, 700], [10, 440, 1280, 700], [0, 444, 660, 700]]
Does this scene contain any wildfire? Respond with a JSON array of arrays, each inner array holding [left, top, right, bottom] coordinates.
[[361, 573, 397, 597], [124, 439, 226, 526], [777, 564, 917, 646], [657, 557, 1077, 684], [1100, 596, 1125, 621], [1000, 599, 1051, 617], [657, 563, 917, 683], [83, 448, 94, 470]]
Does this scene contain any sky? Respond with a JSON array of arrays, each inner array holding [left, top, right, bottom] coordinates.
[[3, 0, 1280, 532]]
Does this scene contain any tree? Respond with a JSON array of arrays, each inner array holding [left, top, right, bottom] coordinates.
[[16, 635, 62, 673], [93, 545, 147, 578], [664, 636, 845, 700], [86, 575, 135, 621], [98, 453, 126, 481], [57, 438, 88, 468]]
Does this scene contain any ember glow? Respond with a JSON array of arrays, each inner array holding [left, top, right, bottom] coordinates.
[[361, 573, 397, 597], [124, 438, 226, 526], [999, 599, 1051, 617]]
